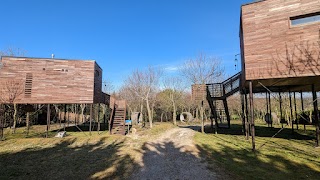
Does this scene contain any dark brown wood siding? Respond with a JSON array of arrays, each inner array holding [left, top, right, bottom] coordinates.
[[93, 62, 103, 103], [0, 57, 102, 104], [241, 0, 320, 81]]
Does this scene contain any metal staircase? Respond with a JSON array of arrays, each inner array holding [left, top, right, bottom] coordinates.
[[109, 99, 126, 135], [206, 72, 241, 128]]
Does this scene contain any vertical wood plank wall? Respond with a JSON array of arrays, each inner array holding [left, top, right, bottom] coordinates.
[[0, 57, 104, 104], [241, 0, 320, 81], [93, 62, 103, 104]]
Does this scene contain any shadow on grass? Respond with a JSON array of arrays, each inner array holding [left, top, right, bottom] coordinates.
[[131, 141, 221, 179], [196, 141, 320, 180], [63, 122, 109, 132], [0, 137, 138, 179], [182, 124, 315, 141], [3, 123, 110, 140]]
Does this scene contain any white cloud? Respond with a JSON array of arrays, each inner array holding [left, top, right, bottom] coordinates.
[[164, 66, 179, 71]]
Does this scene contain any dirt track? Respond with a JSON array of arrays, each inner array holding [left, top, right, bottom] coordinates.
[[130, 127, 220, 180]]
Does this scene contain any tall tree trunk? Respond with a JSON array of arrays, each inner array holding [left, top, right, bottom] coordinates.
[[146, 99, 152, 128], [204, 110, 208, 121], [151, 104, 154, 121], [200, 105, 204, 133], [0, 105, 3, 139], [26, 112, 30, 136], [81, 104, 85, 123], [161, 112, 164, 122], [98, 104, 101, 133], [196, 107, 199, 120], [12, 104, 18, 134], [140, 103, 145, 127], [74, 105, 77, 125], [173, 102, 177, 125], [58, 108, 61, 127]]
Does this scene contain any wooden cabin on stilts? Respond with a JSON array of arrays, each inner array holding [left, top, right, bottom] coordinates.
[[192, 0, 320, 151]]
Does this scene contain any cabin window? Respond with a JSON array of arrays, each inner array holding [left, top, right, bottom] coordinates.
[[290, 12, 320, 26], [25, 73, 33, 98]]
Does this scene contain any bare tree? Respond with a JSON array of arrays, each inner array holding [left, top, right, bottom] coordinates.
[[180, 53, 224, 133], [0, 47, 26, 57], [119, 86, 141, 121], [180, 53, 224, 84], [80, 104, 86, 123], [0, 47, 26, 134], [102, 78, 115, 95], [163, 77, 184, 125], [0, 80, 24, 133], [124, 67, 161, 128], [155, 91, 172, 122]]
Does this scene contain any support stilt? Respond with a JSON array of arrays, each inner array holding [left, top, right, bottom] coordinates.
[[289, 91, 294, 134], [67, 105, 70, 127], [90, 104, 93, 136], [249, 81, 255, 151], [75, 104, 78, 126], [98, 103, 100, 133], [245, 90, 249, 140], [266, 92, 269, 127], [300, 91, 306, 132], [241, 93, 246, 136], [294, 92, 298, 130], [46, 104, 50, 138], [268, 92, 272, 127], [104, 104, 106, 131], [223, 99, 231, 128], [214, 105, 218, 134], [64, 104, 66, 131], [312, 84, 319, 147], [279, 92, 283, 128]]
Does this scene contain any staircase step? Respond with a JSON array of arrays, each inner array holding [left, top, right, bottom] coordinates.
[[110, 104, 126, 135]]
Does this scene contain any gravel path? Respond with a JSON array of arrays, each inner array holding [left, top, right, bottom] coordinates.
[[130, 127, 220, 180]]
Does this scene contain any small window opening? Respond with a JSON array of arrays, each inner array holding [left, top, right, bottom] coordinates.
[[25, 73, 33, 98], [290, 12, 320, 26]]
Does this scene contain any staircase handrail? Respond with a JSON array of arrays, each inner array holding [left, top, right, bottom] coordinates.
[[206, 72, 242, 98], [221, 71, 241, 85], [109, 103, 115, 134]]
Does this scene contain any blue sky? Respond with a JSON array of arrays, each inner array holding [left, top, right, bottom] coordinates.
[[0, 0, 252, 89]]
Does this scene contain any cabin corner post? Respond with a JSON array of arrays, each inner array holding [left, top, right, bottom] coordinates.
[[241, 92, 246, 136], [64, 104, 67, 131], [279, 91, 283, 128], [46, 104, 50, 138], [249, 81, 255, 151], [293, 92, 298, 130], [289, 90, 294, 134], [312, 84, 319, 147], [244, 89, 249, 140], [90, 104, 93, 136], [268, 92, 272, 128]]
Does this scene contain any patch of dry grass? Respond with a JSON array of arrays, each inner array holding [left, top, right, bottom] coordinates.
[[0, 122, 177, 179]]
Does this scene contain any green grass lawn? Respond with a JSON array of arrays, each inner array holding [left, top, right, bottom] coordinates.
[[194, 120, 320, 180], [1, 121, 319, 179]]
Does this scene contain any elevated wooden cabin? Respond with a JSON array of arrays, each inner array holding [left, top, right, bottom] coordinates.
[[0, 56, 107, 104], [240, 0, 320, 92], [239, 0, 320, 149]]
